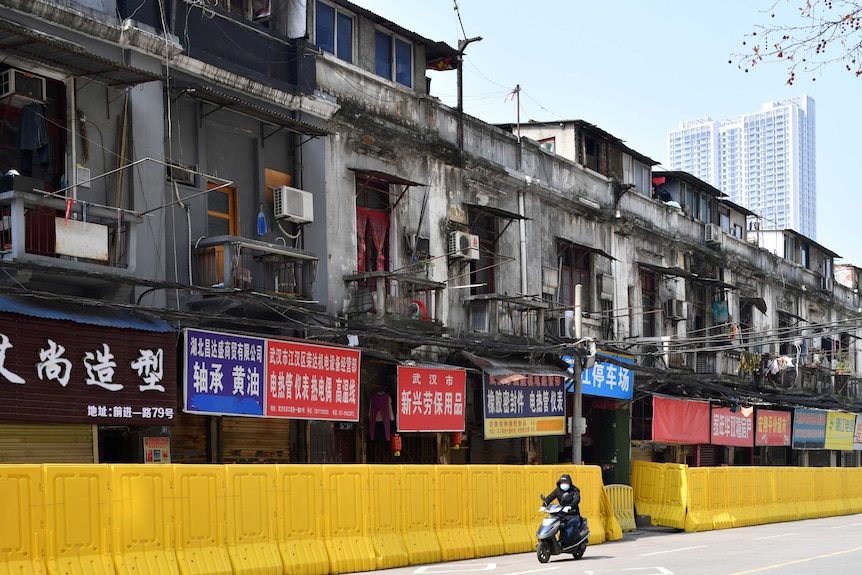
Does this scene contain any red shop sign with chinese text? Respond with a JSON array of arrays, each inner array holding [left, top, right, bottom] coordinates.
[[754, 409, 792, 446], [396, 365, 466, 432], [711, 406, 754, 447], [265, 339, 361, 421]]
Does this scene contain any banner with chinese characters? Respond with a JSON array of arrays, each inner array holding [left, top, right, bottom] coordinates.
[[824, 411, 856, 450], [578, 351, 634, 400], [0, 316, 176, 425], [854, 414, 862, 451], [710, 406, 754, 447], [754, 409, 791, 446], [184, 328, 360, 421], [395, 365, 466, 432], [791, 408, 827, 449], [482, 372, 566, 439]]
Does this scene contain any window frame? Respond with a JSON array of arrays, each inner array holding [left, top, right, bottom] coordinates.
[[315, 0, 354, 63], [375, 28, 413, 87]]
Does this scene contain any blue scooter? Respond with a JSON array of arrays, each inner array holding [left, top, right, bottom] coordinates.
[[536, 496, 590, 563]]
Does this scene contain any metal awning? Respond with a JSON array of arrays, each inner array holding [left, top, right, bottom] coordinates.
[[0, 20, 162, 87], [562, 242, 616, 261], [0, 295, 174, 332], [637, 262, 695, 279], [350, 168, 423, 211], [466, 203, 530, 221], [741, 296, 768, 314], [691, 276, 737, 290], [459, 351, 570, 381], [172, 84, 330, 137]]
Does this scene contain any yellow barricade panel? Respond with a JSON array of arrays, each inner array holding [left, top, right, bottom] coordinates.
[[434, 466, 474, 562], [466, 465, 505, 557], [224, 465, 282, 575], [0, 465, 45, 575], [708, 468, 732, 530], [604, 484, 636, 532], [683, 468, 712, 532], [656, 464, 686, 530], [275, 465, 329, 575], [773, 468, 798, 523], [367, 465, 408, 570], [728, 467, 757, 528], [575, 466, 609, 544], [631, 461, 665, 523], [43, 464, 114, 575], [400, 465, 441, 566], [321, 465, 375, 574], [110, 465, 179, 575], [496, 466, 533, 553], [172, 465, 232, 575]]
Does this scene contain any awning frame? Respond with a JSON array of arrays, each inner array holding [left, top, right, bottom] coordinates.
[[350, 168, 424, 212]]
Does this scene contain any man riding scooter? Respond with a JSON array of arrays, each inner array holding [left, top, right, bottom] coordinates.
[[542, 473, 580, 544]]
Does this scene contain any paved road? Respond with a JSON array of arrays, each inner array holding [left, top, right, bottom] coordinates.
[[347, 514, 862, 575]]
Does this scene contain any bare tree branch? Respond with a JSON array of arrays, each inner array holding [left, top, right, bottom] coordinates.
[[731, 0, 862, 84]]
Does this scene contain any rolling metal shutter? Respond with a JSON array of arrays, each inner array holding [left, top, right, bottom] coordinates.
[[0, 423, 94, 463]]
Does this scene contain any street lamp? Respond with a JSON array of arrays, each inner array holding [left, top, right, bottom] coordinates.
[[457, 36, 482, 157]]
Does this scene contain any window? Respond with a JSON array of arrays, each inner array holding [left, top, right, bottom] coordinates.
[[539, 138, 556, 153], [375, 30, 412, 87], [640, 269, 657, 338], [316, 1, 353, 63], [207, 182, 237, 236], [468, 208, 497, 296], [356, 175, 390, 273], [557, 241, 592, 312], [633, 161, 650, 196]]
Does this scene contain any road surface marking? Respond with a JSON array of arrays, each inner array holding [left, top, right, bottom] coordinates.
[[639, 545, 707, 557], [729, 545, 862, 574], [753, 533, 796, 540]]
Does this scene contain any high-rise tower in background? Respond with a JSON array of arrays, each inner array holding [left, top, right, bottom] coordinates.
[[667, 96, 816, 239]]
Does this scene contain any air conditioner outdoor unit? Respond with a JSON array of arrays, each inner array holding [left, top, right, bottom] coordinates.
[[0, 68, 46, 107], [273, 185, 313, 224], [704, 223, 723, 247], [448, 231, 479, 260], [663, 299, 685, 321], [558, 311, 577, 340]]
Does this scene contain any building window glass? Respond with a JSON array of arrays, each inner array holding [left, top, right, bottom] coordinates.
[[316, 1, 353, 63], [557, 241, 592, 313], [376, 30, 413, 87]]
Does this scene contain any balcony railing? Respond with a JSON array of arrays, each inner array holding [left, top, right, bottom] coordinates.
[[0, 188, 137, 274], [193, 236, 318, 299], [465, 294, 548, 342], [343, 270, 446, 326]]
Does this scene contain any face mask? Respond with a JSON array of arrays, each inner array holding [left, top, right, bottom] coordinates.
[[560, 483, 570, 491]]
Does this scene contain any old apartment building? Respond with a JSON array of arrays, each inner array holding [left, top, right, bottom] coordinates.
[[0, 0, 858, 477]]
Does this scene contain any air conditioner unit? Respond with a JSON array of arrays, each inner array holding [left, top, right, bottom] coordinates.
[[557, 311, 577, 340], [0, 68, 46, 107], [273, 185, 313, 224], [663, 299, 685, 321], [448, 231, 479, 260], [704, 223, 723, 247]]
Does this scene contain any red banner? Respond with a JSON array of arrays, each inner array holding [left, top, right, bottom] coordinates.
[[711, 406, 754, 447], [265, 340, 360, 421], [396, 365, 466, 432], [652, 396, 710, 444], [755, 409, 792, 446]]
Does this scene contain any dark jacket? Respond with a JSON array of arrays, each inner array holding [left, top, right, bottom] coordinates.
[[543, 473, 581, 516]]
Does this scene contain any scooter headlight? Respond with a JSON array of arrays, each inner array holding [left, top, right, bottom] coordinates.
[[541, 517, 555, 527]]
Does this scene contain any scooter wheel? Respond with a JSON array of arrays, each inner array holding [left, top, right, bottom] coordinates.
[[572, 541, 587, 560], [537, 540, 551, 563]]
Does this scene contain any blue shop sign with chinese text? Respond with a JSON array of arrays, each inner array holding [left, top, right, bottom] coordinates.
[[564, 351, 634, 400]]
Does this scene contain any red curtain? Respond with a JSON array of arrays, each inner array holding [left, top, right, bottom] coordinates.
[[357, 207, 389, 272]]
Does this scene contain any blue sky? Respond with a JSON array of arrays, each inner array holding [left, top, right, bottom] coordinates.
[[359, 1, 861, 265]]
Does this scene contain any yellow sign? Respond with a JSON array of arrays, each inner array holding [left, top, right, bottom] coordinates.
[[484, 416, 565, 439], [825, 411, 855, 450]]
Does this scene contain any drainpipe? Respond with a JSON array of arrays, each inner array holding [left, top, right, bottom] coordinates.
[[519, 190, 527, 294]]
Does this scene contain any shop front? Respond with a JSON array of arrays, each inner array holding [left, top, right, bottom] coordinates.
[[0, 297, 177, 463]]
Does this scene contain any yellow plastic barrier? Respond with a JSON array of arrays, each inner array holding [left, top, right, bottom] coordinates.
[[727, 467, 757, 528], [631, 461, 665, 524], [434, 465, 474, 561], [321, 465, 375, 574], [43, 464, 114, 575], [111, 465, 179, 575], [708, 468, 732, 530], [496, 465, 533, 553], [598, 482, 623, 541], [0, 465, 44, 575], [604, 484, 636, 532], [774, 467, 799, 523], [274, 465, 329, 575], [400, 465, 441, 565], [574, 466, 607, 543], [173, 465, 232, 575], [683, 467, 713, 532], [366, 465, 408, 570], [224, 465, 282, 574], [466, 465, 505, 557]]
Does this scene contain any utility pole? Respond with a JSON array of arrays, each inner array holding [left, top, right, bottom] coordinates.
[[572, 284, 583, 465], [456, 35, 482, 157]]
